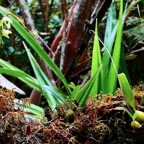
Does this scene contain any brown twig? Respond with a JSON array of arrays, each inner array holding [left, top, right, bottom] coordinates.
[[60, 0, 68, 21], [38, 0, 45, 22], [50, 1, 76, 57], [45, 0, 49, 32], [125, 0, 138, 20]]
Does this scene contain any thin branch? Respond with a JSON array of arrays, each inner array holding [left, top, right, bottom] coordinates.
[[59, 0, 68, 71], [45, 0, 49, 32], [129, 47, 144, 54], [60, 0, 68, 21], [38, 0, 45, 23]]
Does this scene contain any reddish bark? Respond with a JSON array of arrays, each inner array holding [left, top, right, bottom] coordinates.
[[70, 48, 89, 82], [66, 0, 113, 78], [60, 0, 68, 21], [51, 0, 113, 78], [61, 0, 95, 75], [50, 2, 76, 57]]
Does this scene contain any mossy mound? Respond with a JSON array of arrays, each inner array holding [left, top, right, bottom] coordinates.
[[1, 86, 144, 143]]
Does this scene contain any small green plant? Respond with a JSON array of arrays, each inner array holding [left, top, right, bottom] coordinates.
[[90, 0, 144, 128], [0, 6, 102, 111], [86, 0, 143, 127], [91, 0, 141, 95], [90, 0, 125, 95], [0, 0, 142, 122], [118, 73, 144, 128]]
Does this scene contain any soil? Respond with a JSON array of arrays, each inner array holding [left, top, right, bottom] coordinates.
[[1, 85, 144, 144]]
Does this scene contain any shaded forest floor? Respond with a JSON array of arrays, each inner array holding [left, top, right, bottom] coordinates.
[[1, 84, 144, 144]]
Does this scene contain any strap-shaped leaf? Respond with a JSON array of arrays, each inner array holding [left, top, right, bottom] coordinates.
[[0, 59, 40, 91], [118, 73, 136, 111], [0, 6, 71, 94], [77, 64, 102, 107]]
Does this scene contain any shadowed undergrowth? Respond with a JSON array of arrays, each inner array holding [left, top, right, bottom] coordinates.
[[1, 86, 144, 144]]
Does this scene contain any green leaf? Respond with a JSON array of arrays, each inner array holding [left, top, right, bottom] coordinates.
[[0, 68, 30, 77], [14, 99, 44, 116], [101, 3, 118, 93], [107, 0, 123, 94], [24, 42, 57, 109], [0, 6, 71, 94], [118, 73, 136, 111], [70, 85, 80, 104], [0, 59, 40, 91], [101, 1, 128, 94], [43, 85, 68, 106], [91, 19, 101, 95], [77, 64, 102, 107]]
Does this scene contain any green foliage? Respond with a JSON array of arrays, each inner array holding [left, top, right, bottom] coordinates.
[[77, 64, 102, 107], [91, 0, 125, 94], [0, 0, 142, 117], [0, 6, 71, 94], [101, 2, 118, 93], [118, 73, 135, 111], [124, 19, 144, 42], [0, 6, 102, 109], [107, 0, 123, 94], [90, 20, 101, 95], [14, 98, 46, 121], [24, 42, 61, 109], [117, 73, 144, 123], [0, 59, 40, 91]]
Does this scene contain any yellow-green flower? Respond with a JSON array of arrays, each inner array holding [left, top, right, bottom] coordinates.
[[0, 16, 12, 40], [2, 16, 12, 29], [1, 29, 12, 38]]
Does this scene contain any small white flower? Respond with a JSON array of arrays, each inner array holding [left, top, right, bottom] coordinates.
[[2, 16, 12, 29], [2, 29, 12, 38]]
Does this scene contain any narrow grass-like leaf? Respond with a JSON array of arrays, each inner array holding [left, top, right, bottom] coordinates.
[[91, 20, 101, 95], [0, 6, 71, 94], [77, 64, 102, 107], [118, 73, 136, 111], [101, 2, 128, 94], [107, 0, 123, 94], [0, 68, 30, 77], [43, 85, 68, 106], [14, 99, 44, 116], [114, 107, 133, 120], [70, 85, 80, 104], [0, 74, 25, 95], [24, 43, 57, 109], [101, 3, 118, 92], [0, 59, 40, 91], [23, 42, 53, 87], [119, 45, 131, 83]]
